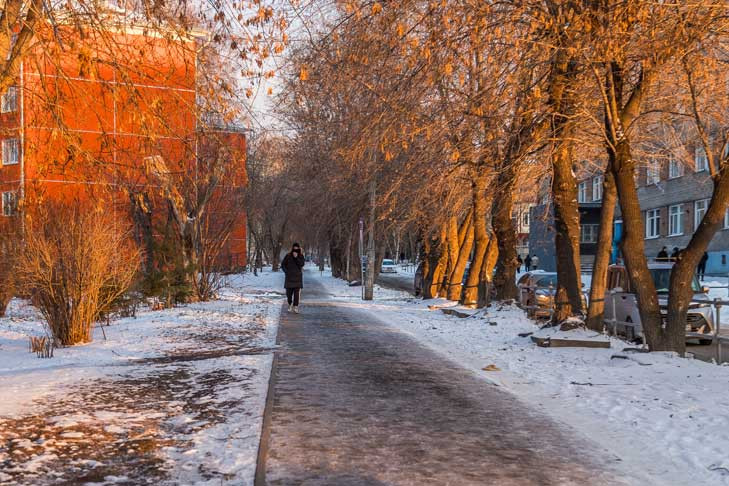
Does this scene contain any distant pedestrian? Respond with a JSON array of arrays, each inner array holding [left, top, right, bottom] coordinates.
[[531, 255, 540, 270], [657, 247, 668, 261], [524, 254, 532, 271], [282, 242, 305, 313], [670, 247, 680, 262], [517, 255, 523, 272], [698, 252, 709, 281]]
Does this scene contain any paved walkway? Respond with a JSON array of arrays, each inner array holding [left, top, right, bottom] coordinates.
[[259, 273, 629, 485]]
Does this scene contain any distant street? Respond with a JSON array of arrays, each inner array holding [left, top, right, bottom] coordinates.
[[376, 272, 415, 295]]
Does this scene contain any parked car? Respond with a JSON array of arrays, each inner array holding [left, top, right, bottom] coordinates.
[[381, 259, 398, 273], [517, 271, 587, 318], [603, 262, 714, 343]]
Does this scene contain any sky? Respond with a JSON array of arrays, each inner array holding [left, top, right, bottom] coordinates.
[[243, 0, 338, 135]]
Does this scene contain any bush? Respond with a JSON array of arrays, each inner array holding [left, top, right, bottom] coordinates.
[[17, 202, 140, 345]]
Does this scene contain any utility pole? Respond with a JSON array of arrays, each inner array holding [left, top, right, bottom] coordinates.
[[364, 180, 376, 300], [359, 217, 365, 300]]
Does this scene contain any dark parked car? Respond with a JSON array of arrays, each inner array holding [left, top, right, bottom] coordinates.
[[517, 271, 587, 319]]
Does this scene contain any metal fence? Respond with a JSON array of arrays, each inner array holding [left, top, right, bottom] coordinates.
[[520, 289, 726, 363], [604, 296, 725, 363]]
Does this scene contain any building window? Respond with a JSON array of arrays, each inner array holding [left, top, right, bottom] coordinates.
[[522, 211, 529, 227], [646, 208, 660, 239], [1, 87, 17, 113], [592, 175, 603, 201], [695, 146, 709, 172], [646, 163, 660, 185], [668, 204, 683, 236], [668, 157, 684, 179], [580, 224, 599, 243], [695, 199, 709, 230], [1, 192, 16, 216], [1, 138, 19, 165], [578, 181, 587, 203]]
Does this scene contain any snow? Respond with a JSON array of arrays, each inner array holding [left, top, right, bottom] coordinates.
[[316, 271, 729, 486], [4, 262, 729, 485], [0, 269, 285, 486]]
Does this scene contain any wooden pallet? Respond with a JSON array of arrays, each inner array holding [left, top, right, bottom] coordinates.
[[531, 336, 610, 348]]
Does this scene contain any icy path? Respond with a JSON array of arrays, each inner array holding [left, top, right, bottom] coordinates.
[[259, 272, 630, 485], [0, 276, 282, 486]]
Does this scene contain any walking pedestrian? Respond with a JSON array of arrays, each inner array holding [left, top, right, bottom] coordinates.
[[282, 242, 305, 313], [698, 251, 709, 281], [532, 255, 540, 270], [517, 255, 523, 272], [657, 246, 668, 261], [524, 254, 532, 272]]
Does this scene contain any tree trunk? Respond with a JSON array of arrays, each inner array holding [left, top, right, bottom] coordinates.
[[492, 173, 518, 301], [448, 214, 474, 301], [462, 175, 490, 307], [611, 140, 663, 347], [442, 215, 460, 298], [364, 182, 376, 300], [329, 232, 345, 278], [254, 248, 262, 276], [478, 234, 499, 308], [424, 227, 448, 299], [551, 138, 583, 318], [345, 227, 352, 280], [548, 49, 583, 321], [600, 59, 664, 348], [129, 192, 155, 277], [586, 167, 617, 331], [271, 242, 282, 271]]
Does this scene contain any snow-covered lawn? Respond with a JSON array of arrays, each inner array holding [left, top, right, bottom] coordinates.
[[317, 271, 729, 486], [0, 271, 284, 486]]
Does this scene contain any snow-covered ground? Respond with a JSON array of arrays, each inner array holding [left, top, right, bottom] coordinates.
[[0, 271, 285, 486], [317, 271, 729, 486]]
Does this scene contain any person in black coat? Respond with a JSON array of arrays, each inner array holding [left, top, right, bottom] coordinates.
[[657, 247, 668, 261], [698, 251, 709, 281], [282, 242, 305, 313], [670, 247, 680, 262]]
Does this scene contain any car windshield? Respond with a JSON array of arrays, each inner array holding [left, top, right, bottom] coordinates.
[[382, 260, 394, 265], [535, 275, 558, 288], [650, 268, 701, 293]]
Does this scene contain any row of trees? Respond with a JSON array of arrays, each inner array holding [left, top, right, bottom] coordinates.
[[266, 0, 729, 355]]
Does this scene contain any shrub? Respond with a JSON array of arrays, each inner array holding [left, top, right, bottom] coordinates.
[[17, 202, 140, 345]]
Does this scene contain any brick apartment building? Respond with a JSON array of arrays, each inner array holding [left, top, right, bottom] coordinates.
[[0, 15, 247, 267], [529, 144, 729, 276], [634, 146, 729, 275], [527, 172, 604, 273]]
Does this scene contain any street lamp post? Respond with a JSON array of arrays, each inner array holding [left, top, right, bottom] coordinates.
[[359, 217, 365, 300], [364, 181, 375, 300]]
